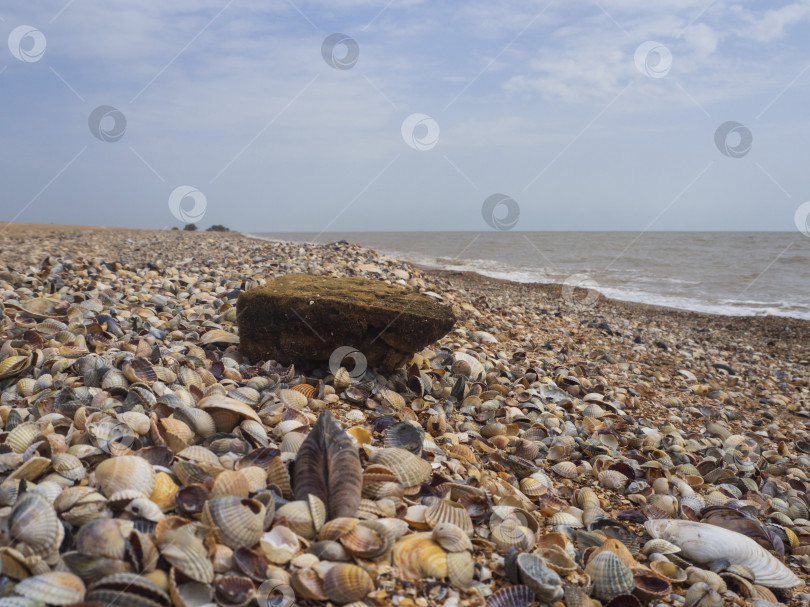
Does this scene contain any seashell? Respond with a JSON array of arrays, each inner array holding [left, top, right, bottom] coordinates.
[[198, 395, 262, 432], [486, 585, 535, 607], [275, 500, 316, 539], [293, 411, 362, 519], [290, 382, 317, 399], [447, 549, 474, 587], [14, 571, 85, 605], [432, 522, 474, 552], [392, 532, 448, 580], [515, 552, 563, 602], [322, 563, 375, 603], [383, 422, 424, 455], [633, 570, 671, 602], [535, 545, 577, 576], [425, 499, 474, 537], [551, 461, 578, 479], [7, 422, 41, 454], [548, 511, 583, 528], [215, 575, 255, 606], [202, 496, 266, 549], [683, 581, 722, 607], [278, 388, 309, 410], [645, 519, 802, 588], [86, 572, 171, 606], [51, 452, 86, 481], [650, 559, 687, 583], [0, 355, 31, 379], [126, 497, 166, 522], [95, 455, 156, 498], [267, 457, 293, 499], [643, 538, 681, 556], [600, 470, 630, 491], [585, 551, 635, 601], [157, 528, 215, 583], [370, 448, 432, 488], [211, 469, 250, 498], [339, 520, 392, 559], [260, 525, 299, 565], [3, 493, 62, 556], [173, 407, 217, 439]]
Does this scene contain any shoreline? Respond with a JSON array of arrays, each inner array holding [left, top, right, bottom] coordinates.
[[2, 223, 810, 603]]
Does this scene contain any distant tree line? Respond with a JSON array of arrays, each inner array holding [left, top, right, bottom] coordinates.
[[171, 224, 230, 232]]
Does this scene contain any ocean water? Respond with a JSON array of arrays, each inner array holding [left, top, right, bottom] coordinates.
[[249, 232, 810, 320]]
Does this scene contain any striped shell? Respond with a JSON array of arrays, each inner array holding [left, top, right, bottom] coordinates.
[[202, 496, 266, 549], [584, 551, 634, 601], [322, 563, 374, 603], [15, 572, 85, 605], [424, 500, 474, 537]]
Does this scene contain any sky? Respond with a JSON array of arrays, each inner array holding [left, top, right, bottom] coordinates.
[[1, 0, 809, 232]]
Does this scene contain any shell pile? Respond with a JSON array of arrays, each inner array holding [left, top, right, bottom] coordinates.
[[0, 225, 809, 606]]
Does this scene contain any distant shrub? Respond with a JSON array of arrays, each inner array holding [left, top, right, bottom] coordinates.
[[207, 224, 230, 232], [171, 227, 179, 231], [183, 224, 198, 231]]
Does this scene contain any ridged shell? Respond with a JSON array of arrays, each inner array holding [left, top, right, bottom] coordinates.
[[86, 572, 171, 606], [383, 422, 424, 455], [14, 572, 85, 605], [425, 500, 474, 537], [584, 551, 635, 601], [432, 523, 474, 552], [95, 455, 156, 498], [392, 532, 448, 580], [275, 500, 316, 539], [157, 528, 215, 583], [486, 585, 535, 607], [211, 470, 250, 498], [645, 519, 802, 589], [551, 461, 578, 479], [447, 550, 475, 587], [202, 496, 266, 549], [370, 448, 432, 488], [516, 552, 564, 602], [322, 563, 374, 603], [198, 395, 262, 431], [172, 407, 217, 439], [5, 493, 61, 555]]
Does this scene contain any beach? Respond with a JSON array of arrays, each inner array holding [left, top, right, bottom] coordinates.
[[1, 223, 810, 605]]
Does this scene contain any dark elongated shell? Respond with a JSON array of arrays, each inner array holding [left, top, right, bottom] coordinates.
[[292, 411, 362, 520]]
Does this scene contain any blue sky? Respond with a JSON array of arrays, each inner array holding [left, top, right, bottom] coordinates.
[[1, 0, 809, 231]]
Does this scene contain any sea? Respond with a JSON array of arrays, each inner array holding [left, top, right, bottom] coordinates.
[[248, 232, 810, 321]]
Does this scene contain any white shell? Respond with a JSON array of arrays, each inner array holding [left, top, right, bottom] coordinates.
[[644, 519, 802, 589]]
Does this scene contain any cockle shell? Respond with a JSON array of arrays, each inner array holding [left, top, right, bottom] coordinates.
[[95, 455, 156, 498], [14, 571, 85, 605], [584, 551, 635, 601], [645, 519, 802, 588], [157, 528, 215, 583], [202, 496, 265, 549], [2, 493, 62, 556], [392, 532, 448, 580], [322, 563, 375, 603], [516, 553, 563, 602]]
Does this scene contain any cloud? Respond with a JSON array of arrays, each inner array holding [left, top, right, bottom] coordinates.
[[737, 1, 810, 42]]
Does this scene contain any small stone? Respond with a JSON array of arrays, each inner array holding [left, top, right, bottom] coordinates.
[[237, 275, 455, 371]]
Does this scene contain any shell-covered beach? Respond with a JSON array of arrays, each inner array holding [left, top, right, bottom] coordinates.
[[1, 223, 810, 607]]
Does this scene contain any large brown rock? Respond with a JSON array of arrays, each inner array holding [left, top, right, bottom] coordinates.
[[236, 274, 455, 371]]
